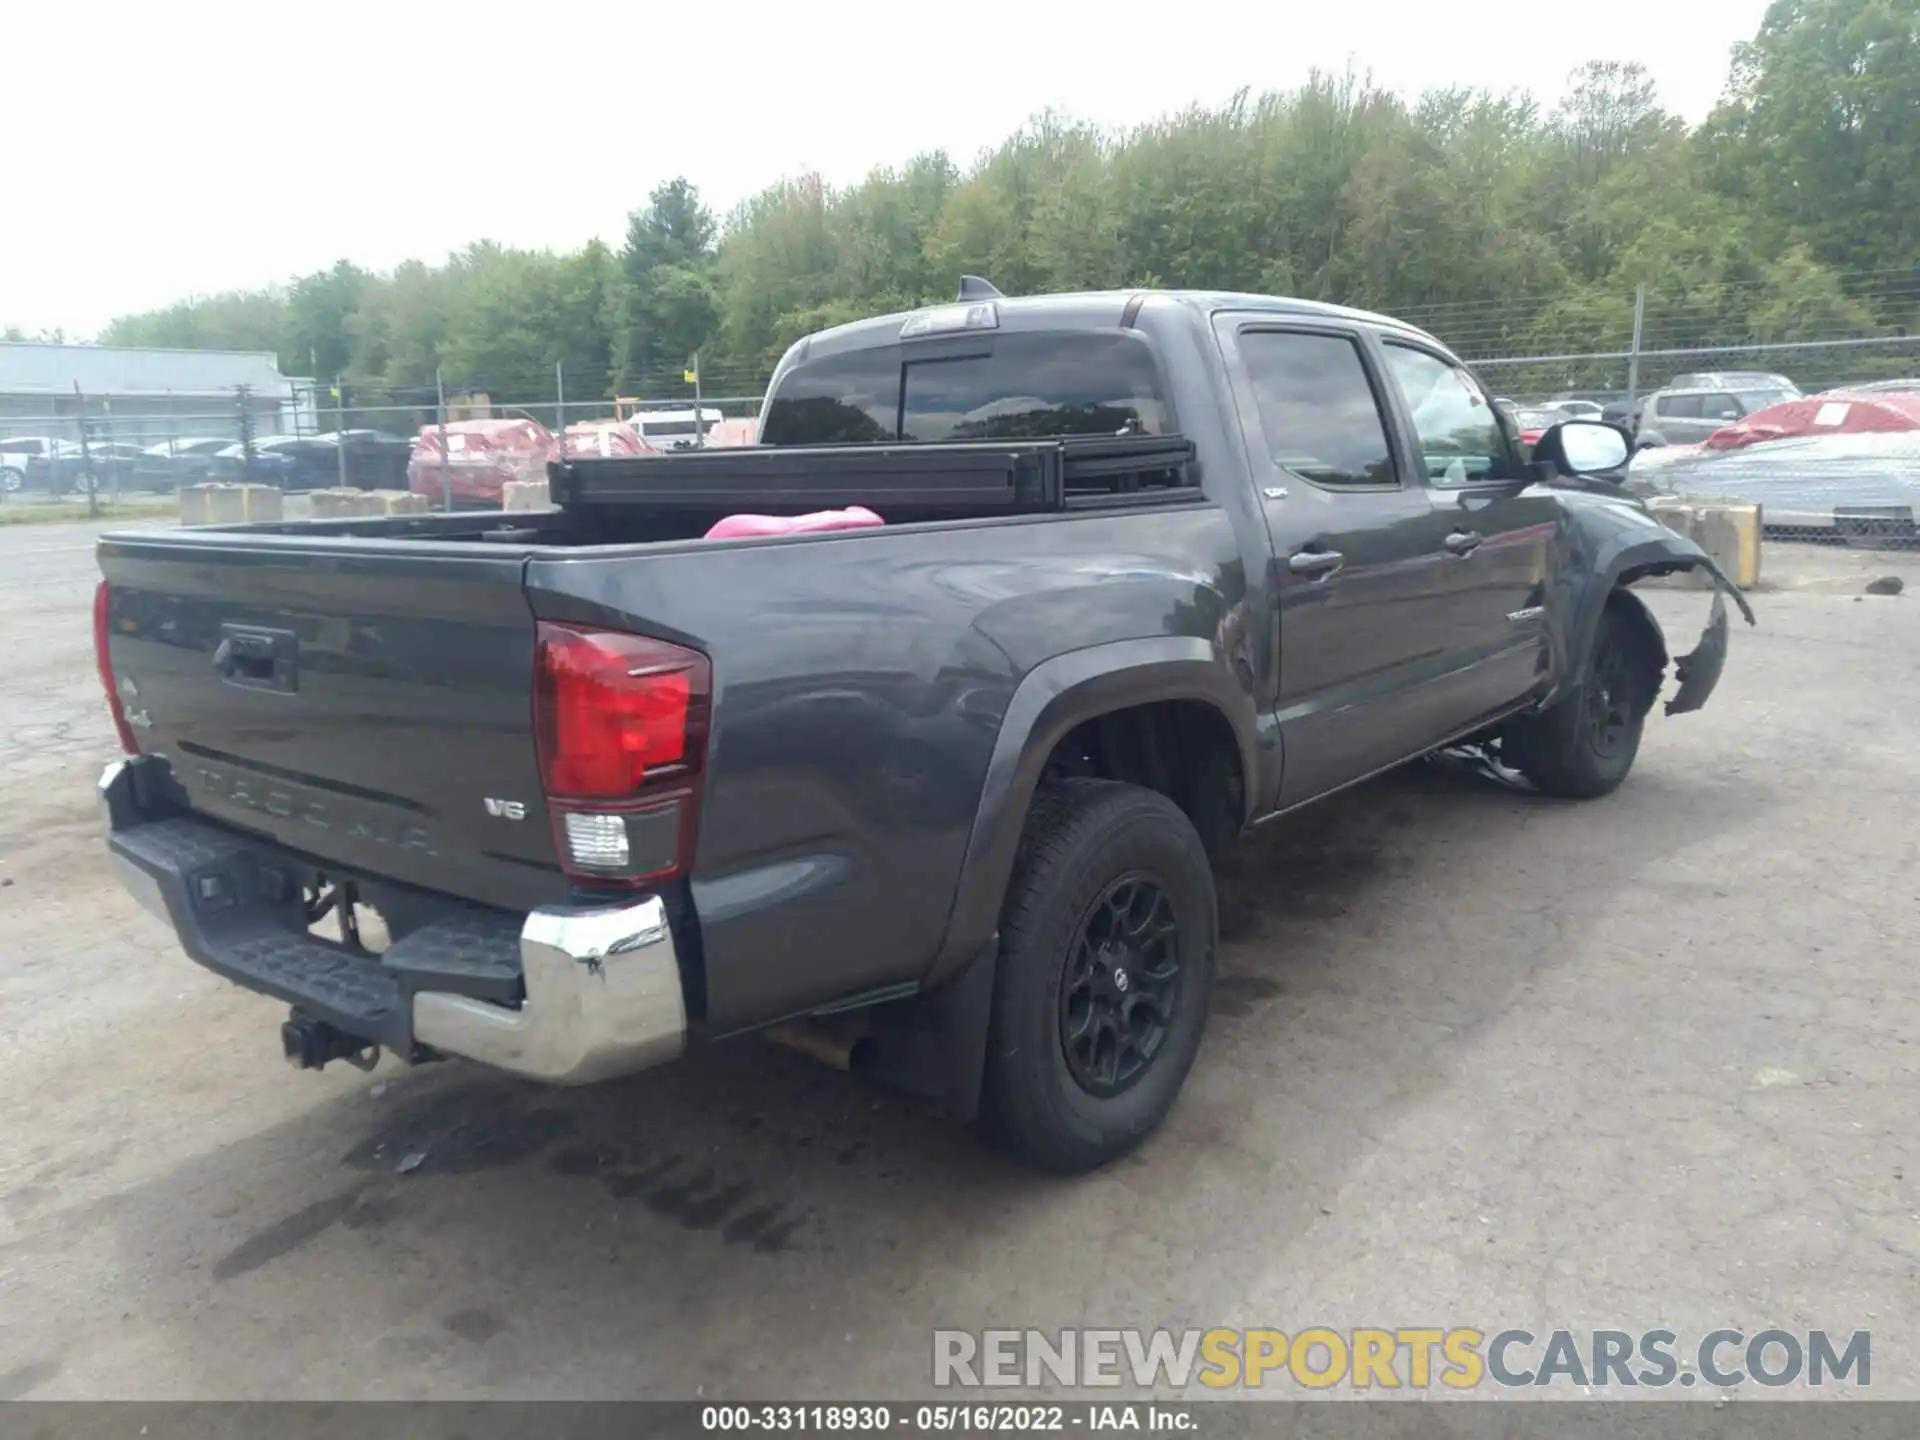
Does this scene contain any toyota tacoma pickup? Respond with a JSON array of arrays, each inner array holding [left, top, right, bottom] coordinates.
[[93, 283, 1755, 1173]]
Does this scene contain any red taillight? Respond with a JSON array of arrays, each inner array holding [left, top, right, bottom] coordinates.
[[93, 581, 140, 756], [533, 623, 710, 885]]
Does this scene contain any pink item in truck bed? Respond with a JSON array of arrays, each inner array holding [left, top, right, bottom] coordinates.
[[704, 507, 884, 540]]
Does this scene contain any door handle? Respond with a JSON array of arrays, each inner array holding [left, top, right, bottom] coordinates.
[[1444, 530, 1483, 557], [1288, 547, 1344, 578]]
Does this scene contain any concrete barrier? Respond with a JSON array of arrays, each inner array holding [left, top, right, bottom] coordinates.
[[310, 488, 431, 519], [1644, 496, 1762, 589], [502, 479, 552, 511], [308, 488, 374, 519], [372, 489, 429, 516], [180, 484, 283, 526]]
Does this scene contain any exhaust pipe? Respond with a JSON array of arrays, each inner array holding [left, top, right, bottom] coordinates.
[[763, 1021, 867, 1073]]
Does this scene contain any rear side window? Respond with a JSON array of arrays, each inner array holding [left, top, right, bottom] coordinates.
[[901, 334, 1168, 442], [1658, 394, 1702, 418], [758, 332, 1170, 446], [1237, 331, 1397, 488], [759, 348, 898, 446]]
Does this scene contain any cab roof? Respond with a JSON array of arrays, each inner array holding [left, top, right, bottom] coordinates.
[[786, 288, 1444, 363]]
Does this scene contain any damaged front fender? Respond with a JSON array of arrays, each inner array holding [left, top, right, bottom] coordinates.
[[1547, 494, 1757, 717], [1666, 590, 1730, 716]]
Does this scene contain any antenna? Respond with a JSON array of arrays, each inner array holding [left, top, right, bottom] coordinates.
[[956, 275, 1005, 301]]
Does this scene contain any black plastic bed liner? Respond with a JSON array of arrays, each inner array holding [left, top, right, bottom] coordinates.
[[546, 434, 1197, 517]]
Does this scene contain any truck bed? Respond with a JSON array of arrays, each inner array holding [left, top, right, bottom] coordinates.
[[95, 432, 1216, 1019]]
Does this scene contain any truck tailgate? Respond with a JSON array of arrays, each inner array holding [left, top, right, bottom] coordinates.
[[97, 533, 564, 912]]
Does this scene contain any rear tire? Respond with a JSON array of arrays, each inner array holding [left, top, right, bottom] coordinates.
[[1503, 601, 1663, 799], [978, 779, 1217, 1174]]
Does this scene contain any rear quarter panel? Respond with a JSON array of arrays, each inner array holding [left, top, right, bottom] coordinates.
[[525, 503, 1252, 1032]]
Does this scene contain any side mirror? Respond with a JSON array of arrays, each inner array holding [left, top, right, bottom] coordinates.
[[1532, 419, 1629, 477]]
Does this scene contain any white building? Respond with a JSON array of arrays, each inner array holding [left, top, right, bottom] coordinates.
[[0, 341, 315, 445]]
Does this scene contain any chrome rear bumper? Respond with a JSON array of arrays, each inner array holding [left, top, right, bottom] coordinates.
[[100, 758, 686, 1085], [412, 897, 685, 1084]]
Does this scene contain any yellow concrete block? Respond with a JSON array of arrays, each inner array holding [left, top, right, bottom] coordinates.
[[502, 479, 552, 512], [1644, 495, 1695, 538], [1702, 500, 1762, 588], [204, 484, 282, 524], [1665, 497, 1762, 589], [309, 488, 377, 519], [180, 483, 281, 526], [367, 489, 428, 516]]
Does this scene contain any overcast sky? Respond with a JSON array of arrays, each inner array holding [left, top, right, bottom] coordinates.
[[5, 0, 1770, 340]]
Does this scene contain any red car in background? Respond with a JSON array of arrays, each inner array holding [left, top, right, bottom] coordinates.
[[1701, 390, 1920, 451], [563, 419, 645, 459], [407, 418, 558, 508], [1512, 406, 1564, 453]]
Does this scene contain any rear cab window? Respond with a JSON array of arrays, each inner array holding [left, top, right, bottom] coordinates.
[[760, 331, 1171, 446]]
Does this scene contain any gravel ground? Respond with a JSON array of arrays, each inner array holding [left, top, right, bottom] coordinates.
[[1, 521, 1916, 1404]]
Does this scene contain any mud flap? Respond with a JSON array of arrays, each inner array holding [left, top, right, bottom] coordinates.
[[1665, 591, 1730, 716]]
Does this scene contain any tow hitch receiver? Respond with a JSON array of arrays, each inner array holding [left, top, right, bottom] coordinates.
[[281, 1011, 381, 1073]]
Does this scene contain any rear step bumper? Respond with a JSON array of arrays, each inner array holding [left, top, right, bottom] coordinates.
[[99, 759, 686, 1085]]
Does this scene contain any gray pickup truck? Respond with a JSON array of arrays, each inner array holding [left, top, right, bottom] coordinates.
[[93, 283, 1755, 1172]]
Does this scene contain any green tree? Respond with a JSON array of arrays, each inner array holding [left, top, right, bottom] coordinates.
[[1706, 0, 1920, 276], [615, 177, 721, 386], [92, 6, 1910, 400], [287, 260, 370, 380]]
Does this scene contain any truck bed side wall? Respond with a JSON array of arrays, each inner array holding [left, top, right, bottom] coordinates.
[[525, 501, 1256, 1033]]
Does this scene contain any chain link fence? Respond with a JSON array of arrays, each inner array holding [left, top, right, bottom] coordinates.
[[6, 278, 1917, 538], [0, 373, 767, 510], [1401, 271, 1920, 554]]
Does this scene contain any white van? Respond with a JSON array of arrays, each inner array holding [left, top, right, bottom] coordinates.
[[630, 407, 724, 452]]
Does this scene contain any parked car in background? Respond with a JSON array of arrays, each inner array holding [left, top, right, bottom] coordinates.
[[317, 429, 413, 489], [1601, 397, 1642, 431], [1632, 392, 1920, 546], [1666, 371, 1800, 395], [1634, 383, 1801, 448], [704, 416, 758, 447], [631, 406, 724, 452], [210, 438, 299, 487], [407, 417, 557, 508], [14, 439, 122, 495], [136, 437, 235, 492], [1702, 391, 1920, 452], [210, 433, 403, 491], [1548, 399, 1606, 421], [64, 441, 148, 493], [563, 419, 645, 459], [1824, 378, 1920, 396], [0, 436, 61, 492], [1512, 406, 1566, 451], [1551, 390, 1629, 410]]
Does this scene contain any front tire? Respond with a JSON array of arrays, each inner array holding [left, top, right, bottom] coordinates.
[[978, 779, 1217, 1173], [1504, 601, 1663, 798]]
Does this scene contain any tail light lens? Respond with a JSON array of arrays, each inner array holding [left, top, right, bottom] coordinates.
[[533, 623, 710, 886], [93, 581, 141, 756]]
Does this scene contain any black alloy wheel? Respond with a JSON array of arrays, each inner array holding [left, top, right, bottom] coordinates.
[[1059, 873, 1184, 1097]]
